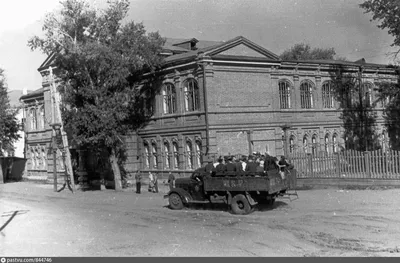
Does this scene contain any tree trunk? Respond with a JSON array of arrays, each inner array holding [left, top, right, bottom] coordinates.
[[109, 148, 122, 191]]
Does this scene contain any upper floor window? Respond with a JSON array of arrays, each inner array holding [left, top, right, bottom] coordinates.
[[183, 79, 200, 112], [162, 83, 177, 114], [322, 81, 335, 108], [300, 81, 314, 109], [38, 107, 45, 130], [362, 82, 373, 107], [30, 108, 37, 131], [279, 80, 291, 109]]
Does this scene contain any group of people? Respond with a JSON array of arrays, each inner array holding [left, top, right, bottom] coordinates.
[[201, 152, 293, 179], [134, 171, 176, 194]]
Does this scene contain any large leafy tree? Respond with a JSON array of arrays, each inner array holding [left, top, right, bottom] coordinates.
[[280, 43, 345, 61], [329, 66, 380, 151], [0, 68, 20, 155], [360, 0, 400, 150], [360, 0, 400, 56], [0, 68, 21, 181], [28, 0, 165, 190]]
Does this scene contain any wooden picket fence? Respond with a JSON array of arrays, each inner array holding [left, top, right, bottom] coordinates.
[[288, 149, 400, 179]]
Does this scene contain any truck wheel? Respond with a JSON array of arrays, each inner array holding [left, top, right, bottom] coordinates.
[[231, 194, 252, 215], [169, 193, 184, 210]]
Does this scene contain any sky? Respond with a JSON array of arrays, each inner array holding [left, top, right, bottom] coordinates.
[[0, 0, 398, 91]]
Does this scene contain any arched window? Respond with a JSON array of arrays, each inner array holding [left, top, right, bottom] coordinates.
[[324, 134, 330, 153], [172, 141, 179, 169], [300, 81, 314, 109], [363, 82, 373, 107], [30, 108, 37, 131], [289, 135, 295, 153], [322, 81, 335, 108], [195, 140, 202, 168], [279, 80, 291, 109], [162, 83, 177, 114], [186, 140, 193, 169], [312, 135, 317, 155], [144, 143, 150, 168], [164, 141, 171, 169], [332, 134, 338, 153], [39, 107, 45, 129], [183, 79, 200, 112], [303, 135, 309, 153], [151, 142, 158, 169]]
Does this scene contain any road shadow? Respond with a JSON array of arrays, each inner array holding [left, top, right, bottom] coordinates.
[[0, 210, 29, 232], [163, 200, 289, 214], [255, 200, 289, 212]]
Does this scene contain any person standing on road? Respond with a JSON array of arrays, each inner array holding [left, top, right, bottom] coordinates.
[[153, 173, 159, 193], [167, 172, 175, 191], [135, 171, 142, 194]]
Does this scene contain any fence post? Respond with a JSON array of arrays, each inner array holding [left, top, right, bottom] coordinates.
[[335, 153, 340, 177], [307, 153, 313, 177], [364, 151, 371, 178]]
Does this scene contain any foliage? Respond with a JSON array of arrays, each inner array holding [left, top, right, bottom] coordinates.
[[373, 76, 400, 150], [280, 43, 342, 61], [28, 0, 165, 188], [360, 1, 400, 149], [329, 65, 380, 151], [0, 68, 20, 156], [360, 0, 400, 57]]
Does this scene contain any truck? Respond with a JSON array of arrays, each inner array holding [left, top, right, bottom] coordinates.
[[164, 168, 297, 215]]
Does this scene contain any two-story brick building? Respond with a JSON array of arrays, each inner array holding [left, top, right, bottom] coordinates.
[[21, 36, 398, 182]]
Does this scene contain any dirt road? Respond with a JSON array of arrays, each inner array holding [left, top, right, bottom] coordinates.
[[1, 182, 400, 257]]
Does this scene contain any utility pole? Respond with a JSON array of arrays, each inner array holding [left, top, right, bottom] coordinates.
[[49, 67, 76, 192]]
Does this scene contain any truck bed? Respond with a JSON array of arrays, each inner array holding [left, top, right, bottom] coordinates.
[[203, 173, 286, 194]]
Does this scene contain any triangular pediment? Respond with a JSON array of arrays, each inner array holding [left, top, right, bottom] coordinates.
[[204, 36, 280, 60], [217, 43, 268, 57]]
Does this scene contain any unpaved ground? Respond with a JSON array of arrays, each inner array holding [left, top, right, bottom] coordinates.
[[1, 182, 400, 257]]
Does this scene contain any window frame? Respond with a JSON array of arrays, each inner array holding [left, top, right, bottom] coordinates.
[[162, 83, 177, 114], [300, 80, 314, 109], [322, 81, 335, 109], [279, 80, 291, 109], [183, 78, 200, 112]]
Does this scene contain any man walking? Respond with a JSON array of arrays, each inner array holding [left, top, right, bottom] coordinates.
[[135, 171, 142, 194], [153, 173, 159, 193]]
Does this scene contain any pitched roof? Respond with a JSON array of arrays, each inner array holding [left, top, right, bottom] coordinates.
[[281, 58, 395, 69], [164, 36, 280, 65], [20, 88, 45, 101]]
